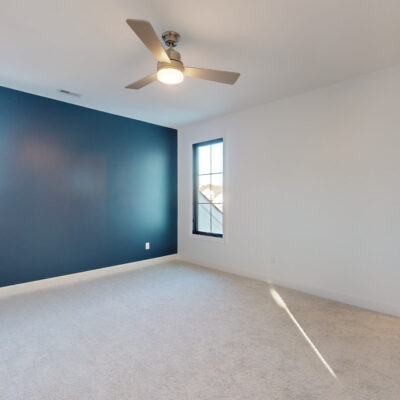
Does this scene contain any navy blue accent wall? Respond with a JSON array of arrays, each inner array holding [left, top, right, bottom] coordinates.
[[0, 86, 177, 287]]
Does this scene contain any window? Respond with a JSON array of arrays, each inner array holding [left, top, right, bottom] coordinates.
[[193, 139, 223, 237]]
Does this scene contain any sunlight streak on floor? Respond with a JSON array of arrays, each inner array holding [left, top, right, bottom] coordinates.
[[270, 288, 338, 379]]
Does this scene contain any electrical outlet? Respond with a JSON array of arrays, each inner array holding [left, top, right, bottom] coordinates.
[[145, 242, 150, 250]]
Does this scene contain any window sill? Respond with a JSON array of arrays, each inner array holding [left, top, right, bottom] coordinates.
[[190, 233, 226, 244]]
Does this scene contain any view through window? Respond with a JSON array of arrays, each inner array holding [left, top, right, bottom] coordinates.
[[192, 139, 223, 237]]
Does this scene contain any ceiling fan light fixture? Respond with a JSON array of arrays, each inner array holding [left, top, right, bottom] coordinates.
[[125, 20, 240, 89], [157, 65, 184, 85]]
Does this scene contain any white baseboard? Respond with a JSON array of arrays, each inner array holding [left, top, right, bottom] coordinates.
[[4, 254, 398, 318], [178, 256, 400, 318], [269, 277, 400, 318], [0, 254, 178, 298], [177, 256, 268, 281]]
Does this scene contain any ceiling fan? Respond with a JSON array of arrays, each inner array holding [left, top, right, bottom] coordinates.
[[125, 19, 240, 89]]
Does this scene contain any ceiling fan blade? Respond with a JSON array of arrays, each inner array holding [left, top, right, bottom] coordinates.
[[125, 73, 158, 89], [126, 19, 170, 63], [184, 67, 240, 85]]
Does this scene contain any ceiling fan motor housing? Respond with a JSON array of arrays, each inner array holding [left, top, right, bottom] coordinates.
[[157, 59, 184, 74], [166, 47, 181, 62], [157, 47, 184, 73]]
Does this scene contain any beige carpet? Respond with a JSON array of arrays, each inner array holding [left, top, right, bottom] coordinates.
[[1, 261, 399, 399]]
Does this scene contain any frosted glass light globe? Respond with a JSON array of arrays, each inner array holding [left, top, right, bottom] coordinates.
[[157, 67, 184, 85]]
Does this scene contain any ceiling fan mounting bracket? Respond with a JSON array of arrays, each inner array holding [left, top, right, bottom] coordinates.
[[162, 31, 181, 47]]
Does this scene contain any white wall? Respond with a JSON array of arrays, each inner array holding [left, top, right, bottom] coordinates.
[[178, 65, 400, 317]]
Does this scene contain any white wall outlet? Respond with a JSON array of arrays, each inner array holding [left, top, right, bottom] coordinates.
[[145, 242, 150, 250]]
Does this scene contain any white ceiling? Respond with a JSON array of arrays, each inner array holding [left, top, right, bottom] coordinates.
[[1, 0, 400, 128]]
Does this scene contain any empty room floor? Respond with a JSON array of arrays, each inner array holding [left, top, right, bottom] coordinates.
[[1, 262, 399, 400]]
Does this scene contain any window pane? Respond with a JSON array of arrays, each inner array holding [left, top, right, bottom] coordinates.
[[211, 142, 223, 173], [211, 173, 223, 204], [197, 175, 211, 203], [197, 204, 211, 232], [211, 206, 223, 235], [197, 145, 211, 175], [214, 203, 223, 213]]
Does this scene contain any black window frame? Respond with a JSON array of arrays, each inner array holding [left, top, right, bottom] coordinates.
[[192, 138, 224, 238]]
